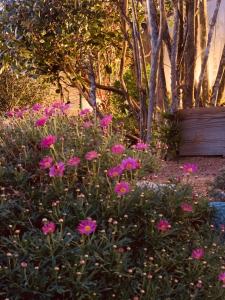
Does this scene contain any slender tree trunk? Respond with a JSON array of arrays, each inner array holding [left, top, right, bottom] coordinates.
[[146, 0, 164, 143], [217, 69, 225, 104], [183, 0, 196, 109], [199, 0, 209, 105], [195, 0, 222, 106], [171, 2, 179, 112], [211, 43, 225, 106], [158, 47, 169, 112]]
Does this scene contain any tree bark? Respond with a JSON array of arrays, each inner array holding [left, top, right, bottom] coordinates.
[[195, 0, 222, 106], [199, 0, 209, 105], [171, 2, 179, 113], [211, 43, 225, 106], [183, 0, 196, 109], [146, 0, 164, 143]]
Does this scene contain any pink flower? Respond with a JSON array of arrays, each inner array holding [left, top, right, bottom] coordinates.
[[191, 248, 204, 260], [100, 115, 113, 128], [32, 103, 42, 111], [156, 220, 171, 232], [218, 272, 225, 283], [40, 135, 57, 149], [20, 262, 28, 268], [134, 142, 148, 151], [181, 203, 193, 212], [15, 109, 24, 119], [83, 121, 93, 129], [183, 163, 198, 174], [121, 157, 139, 170], [49, 162, 65, 177], [79, 108, 91, 116], [85, 151, 98, 161], [42, 222, 56, 235], [35, 116, 48, 127], [107, 165, 123, 178], [114, 181, 130, 196], [67, 156, 80, 167], [111, 144, 125, 154], [77, 219, 97, 235], [44, 107, 55, 117], [6, 110, 14, 118], [39, 156, 53, 169]]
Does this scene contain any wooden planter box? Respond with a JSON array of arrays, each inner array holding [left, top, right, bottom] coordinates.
[[178, 107, 225, 156]]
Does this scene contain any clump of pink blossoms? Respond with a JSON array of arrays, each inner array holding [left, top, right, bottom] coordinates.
[[218, 272, 225, 284], [134, 142, 148, 151], [191, 248, 204, 260], [107, 165, 123, 178], [183, 163, 198, 174], [40, 135, 57, 149], [39, 156, 53, 169], [100, 114, 113, 128], [121, 157, 139, 171], [35, 116, 48, 127], [77, 219, 97, 235], [67, 156, 80, 167], [49, 162, 65, 177], [85, 151, 98, 161], [42, 222, 56, 235], [156, 220, 171, 232], [111, 144, 125, 154], [114, 181, 130, 196], [79, 108, 91, 116]]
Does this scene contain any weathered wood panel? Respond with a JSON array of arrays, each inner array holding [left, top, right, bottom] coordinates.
[[178, 107, 225, 156]]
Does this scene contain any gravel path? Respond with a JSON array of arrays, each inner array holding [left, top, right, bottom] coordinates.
[[147, 157, 225, 196]]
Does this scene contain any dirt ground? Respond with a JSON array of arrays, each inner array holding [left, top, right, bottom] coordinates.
[[147, 157, 225, 196]]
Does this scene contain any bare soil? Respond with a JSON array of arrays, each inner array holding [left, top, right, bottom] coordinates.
[[148, 157, 225, 196]]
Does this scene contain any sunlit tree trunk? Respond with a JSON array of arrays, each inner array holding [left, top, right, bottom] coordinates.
[[195, 0, 222, 106], [146, 0, 164, 143], [183, 0, 196, 109], [199, 0, 209, 105], [211, 43, 225, 106]]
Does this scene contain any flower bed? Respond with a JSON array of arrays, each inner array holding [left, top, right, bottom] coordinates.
[[0, 103, 225, 299]]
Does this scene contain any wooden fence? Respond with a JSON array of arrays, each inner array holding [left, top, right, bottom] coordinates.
[[178, 107, 225, 156]]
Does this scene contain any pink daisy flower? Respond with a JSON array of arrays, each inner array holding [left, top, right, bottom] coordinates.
[[77, 219, 97, 235], [32, 103, 42, 111], [114, 181, 130, 196], [156, 220, 171, 232], [42, 222, 56, 235], [40, 135, 57, 149], [67, 156, 80, 167], [49, 162, 65, 177], [191, 248, 204, 260], [107, 165, 123, 178], [39, 156, 53, 169], [85, 151, 98, 161], [35, 116, 48, 127], [181, 203, 193, 212], [183, 163, 198, 174], [100, 115, 113, 128], [111, 144, 125, 154], [6, 110, 14, 118], [121, 157, 139, 170], [218, 272, 225, 283], [79, 108, 91, 116], [134, 142, 148, 151]]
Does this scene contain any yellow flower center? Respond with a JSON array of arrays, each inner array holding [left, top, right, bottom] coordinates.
[[187, 167, 193, 173], [120, 187, 126, 193], [127, 163, 132, 169], [84, 225, 91, 232]]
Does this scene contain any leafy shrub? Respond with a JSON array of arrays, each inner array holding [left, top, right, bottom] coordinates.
[[209, 168, 225, 201], [0, 105, 225, 300], [0, 70, 51, 112]]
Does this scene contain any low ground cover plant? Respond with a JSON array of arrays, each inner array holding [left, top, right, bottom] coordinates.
[[1, 104, 225, 299]]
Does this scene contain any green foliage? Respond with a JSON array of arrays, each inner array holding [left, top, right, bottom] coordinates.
[[0, 70, 50, 111], [153, 113, 181, 159], [0, 106, 225, 299]]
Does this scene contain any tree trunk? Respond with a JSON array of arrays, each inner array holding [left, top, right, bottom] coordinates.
[[146, 0, 164, 143], [195, 0, 222, 106], [217, 69, 225, 104], [170, 2, 179, 113], [183, 0, 196, 109], [199, 0, 209, 105], [211, 43, 225, 106]]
